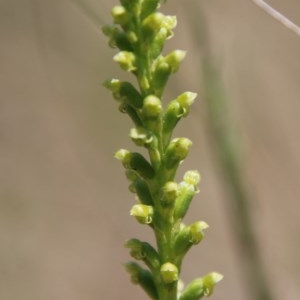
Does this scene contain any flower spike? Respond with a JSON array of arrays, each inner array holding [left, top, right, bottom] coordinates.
[[103, 0, 222, 299]]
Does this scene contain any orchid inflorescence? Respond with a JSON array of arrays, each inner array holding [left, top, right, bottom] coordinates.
[[103, 1, 222, 299]]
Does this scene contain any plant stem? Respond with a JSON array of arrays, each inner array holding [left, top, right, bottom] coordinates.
[[153, 132, 178, 300], [135, 36, 178, 300]]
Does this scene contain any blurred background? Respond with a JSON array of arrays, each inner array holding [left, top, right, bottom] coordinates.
[[1, 0, 300, 299]]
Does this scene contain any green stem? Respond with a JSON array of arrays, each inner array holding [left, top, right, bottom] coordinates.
[[136, 49, 178, 300], [153, 141, 178, 300]]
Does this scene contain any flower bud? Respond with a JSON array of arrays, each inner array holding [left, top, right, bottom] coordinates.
[[163, 100, 183, 136], [111, 5, 129, 26], [160, 181, 179, 207], [127, 31, 138, 44], [176, 92, 197, 117], [164, 138, 192, 170], [179, 272, 223, 300], [142, 95, 162, 118], [173, 181, 196, 220], [150, 28, 168, 59], [134, 178, 154, 206], [113, 51, 136, 72], [202, 272, 224, 296], [152, 60, 171, 95], [160, 262, 178, 284], [174, 221, 209, 257], [142, 12, 164, 34], [174, 223, 189, 256], [116, 151, 155, 179], [142, 13, 176, 38], [163, 92, 197, 138], [103, 78, 121, 94], [179, 278, 204, 300], [130, 204, 154, 224], [189, 221, 209, 244], [125, 239, 160, 270], [183, 170, 201, 187], [125, 262, 158, 300], [115, 149, 130, 164], [164, 50, 186, 73], [104, 79, 143, 109], [130, 127, 154, 147]]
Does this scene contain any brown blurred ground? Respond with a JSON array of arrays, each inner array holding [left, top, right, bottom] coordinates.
[[0, 0, 300, 299]]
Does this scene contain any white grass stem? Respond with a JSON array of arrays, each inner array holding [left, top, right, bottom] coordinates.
[[252, 0, 300, 36]]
